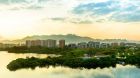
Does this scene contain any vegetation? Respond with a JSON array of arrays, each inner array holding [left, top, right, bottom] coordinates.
[[2, 46, 137, 56], [5, 46, 140, 71], [7, 55, 140, 71], [7, 56, 117, 71], [7, 54, 140, 71]]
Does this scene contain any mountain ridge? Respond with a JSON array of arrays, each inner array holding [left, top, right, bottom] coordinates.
[[1, 34, 139, 44]]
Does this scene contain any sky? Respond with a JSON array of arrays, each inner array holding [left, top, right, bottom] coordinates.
[[0, 0, 140, 40]]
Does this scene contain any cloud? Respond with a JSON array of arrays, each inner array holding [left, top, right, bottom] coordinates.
[[72, 0, 140, 23], [71, 20, 93, 24], [0, 0, 49, 10], [0, 0, 139, 23], [50, 18, 66, 21], [49, 17, 93, 24], [73, 1, 117, 15], [42, 0, 140, 23]]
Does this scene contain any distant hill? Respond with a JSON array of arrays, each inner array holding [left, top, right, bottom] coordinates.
[[1, 34, 94, 44], [21, 34, 94, 44], [1, 34, 139, 44]]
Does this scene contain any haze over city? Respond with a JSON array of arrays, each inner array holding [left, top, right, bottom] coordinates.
[[0, 0, 139, 40]]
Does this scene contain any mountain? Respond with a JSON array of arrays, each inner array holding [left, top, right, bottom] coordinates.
[[1, 34, 139, 44], [1, 34, 94, 44], [22, 34, 94, 44]]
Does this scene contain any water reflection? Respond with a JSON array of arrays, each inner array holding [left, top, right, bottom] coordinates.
[[0, 51, 140, 78]]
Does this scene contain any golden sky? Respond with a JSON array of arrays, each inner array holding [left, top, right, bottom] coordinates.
[[0, 0, 140, 40]]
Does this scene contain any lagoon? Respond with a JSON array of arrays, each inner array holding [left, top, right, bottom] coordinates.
[[0, 51, 140, 78]]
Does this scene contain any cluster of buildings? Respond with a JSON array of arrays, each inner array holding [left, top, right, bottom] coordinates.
[[25, 39, 138, 49], [26, 39, 65, 48], [68, 42, 138, 48], [0, 39, 138, 49], [0, 43, 23, 49]]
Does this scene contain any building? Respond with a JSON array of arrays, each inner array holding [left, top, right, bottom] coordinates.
[[78, 42, 87, 48], [26, 40, 31, 47], [120, 42, 126, 46], [25, 39, 137, 49], [125, 43, 137, 47], [100, 43, 110, 48], [26, 39, 56, 48], [46, 39, 56, 48], [59, 40, 65, 48], [68, 43, 77, 48], [87, 41, 95, 48], [33, 40, 42, 46], [94, 42, 100, 48], [111, 42, 119, 47], [0, 43, 18, 48], [26, 40, 43, 47], [87, 41, 100, 48], [41, 40, 47, 47]]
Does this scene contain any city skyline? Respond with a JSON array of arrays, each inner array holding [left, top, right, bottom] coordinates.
[[0, 0, 140, 40]]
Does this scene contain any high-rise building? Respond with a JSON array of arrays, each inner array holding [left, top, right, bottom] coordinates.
[[78, 42, 87, 48], [120, 42, 125, 46], [87, 41, 95, 48], [94, 42, 100, 48], [26, 40, 43, 47], [26, 39, 56, 48], [111, 42, 119, 47], [59, 40, 65, 48], [100, 43, 110, 48], [42, 40, 48, 47], [46, 39, 56, 48], [87, 41, 100, 48], [26, 40, 32, 47]]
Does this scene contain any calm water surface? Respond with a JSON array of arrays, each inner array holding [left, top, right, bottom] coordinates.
[[0, 51, 140, 78]]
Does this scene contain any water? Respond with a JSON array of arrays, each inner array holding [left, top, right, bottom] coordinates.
[[0, 51, 140, 78]]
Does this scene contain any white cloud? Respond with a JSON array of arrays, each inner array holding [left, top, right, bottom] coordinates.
[[0, 0, 139, 23]]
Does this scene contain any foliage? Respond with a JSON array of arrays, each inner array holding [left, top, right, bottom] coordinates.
[[7, 56, 117, 71]]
